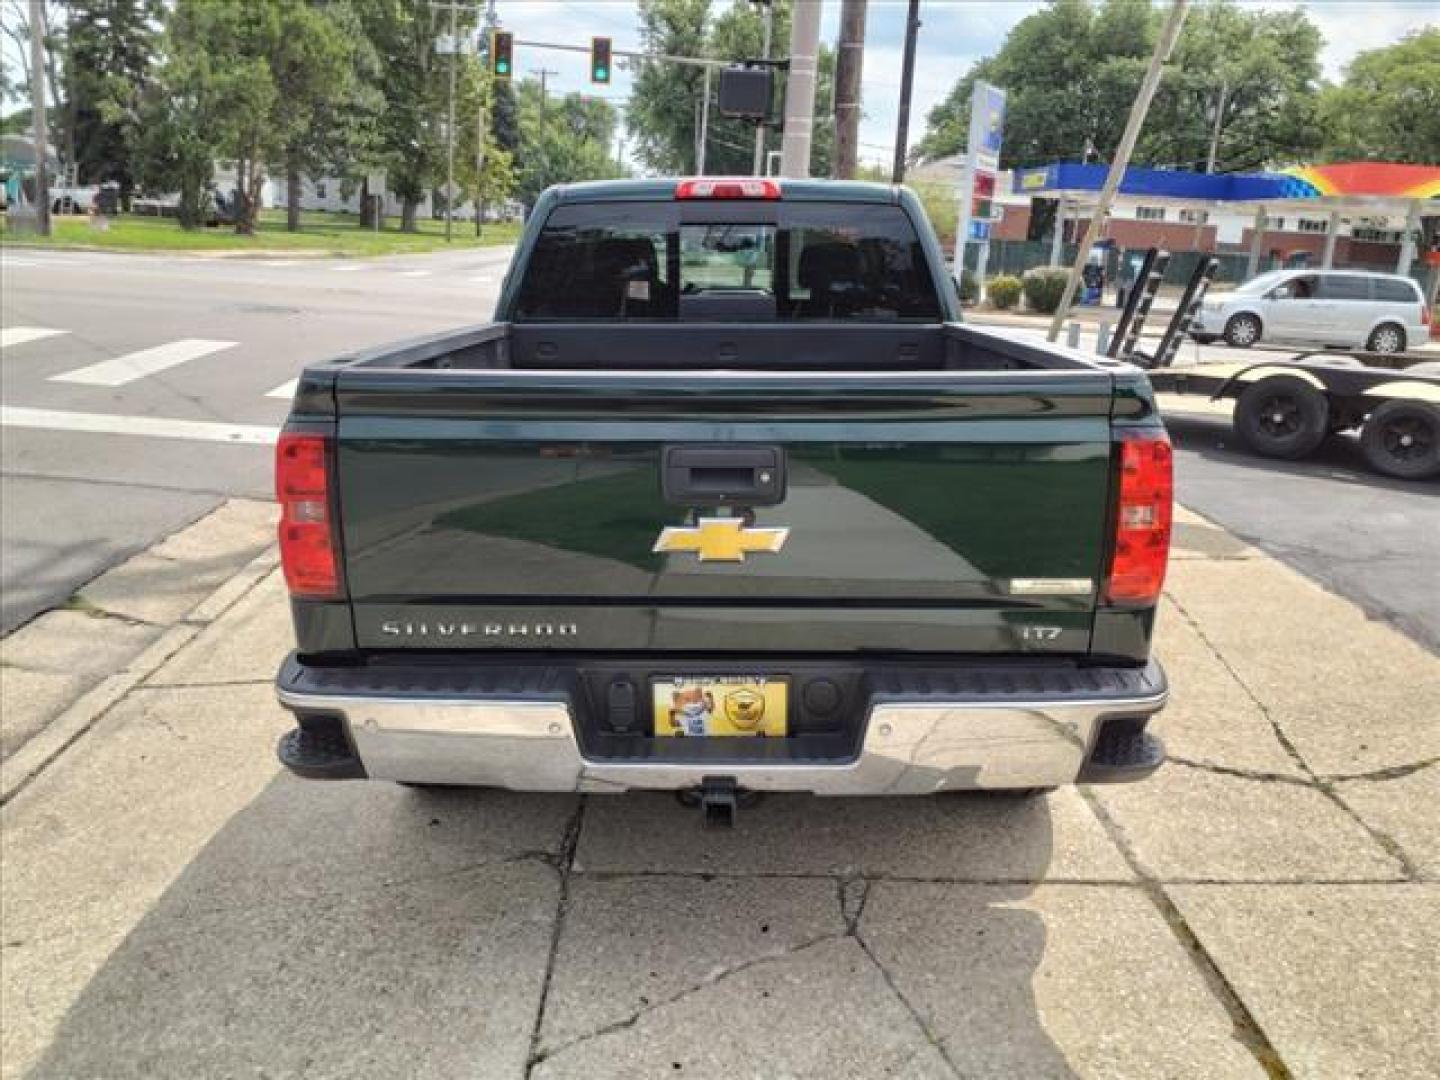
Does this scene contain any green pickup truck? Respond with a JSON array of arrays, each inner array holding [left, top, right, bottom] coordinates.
[[273, 178, 1173, 823]]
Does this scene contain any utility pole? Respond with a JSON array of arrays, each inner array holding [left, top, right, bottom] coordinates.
[[891, 0, 921, 183], [532, 67, 557, 121], [751, 0, 774, 176], [779, 0, 821, 178], [27, 0, 51, 236], [696, 65, 713, 174], [832, 0, 867, 179], [445, 0, 458, 242], [475, 88, 487, 238], [1047, 0, 1190, 341]]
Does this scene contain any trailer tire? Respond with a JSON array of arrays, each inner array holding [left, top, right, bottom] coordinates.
[[1235, 376, 1329, 460], [1365, 323, 1406, 355], [1360, 401, 1440, 480], [1224, 313, 1262, 348]]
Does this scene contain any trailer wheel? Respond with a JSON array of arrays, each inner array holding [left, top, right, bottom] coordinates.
[[1365, 323, 1406, 355], [1234, 376, 1329, 460], [1360, 401, 1440, 480], [1224, 313, 1262, 348]]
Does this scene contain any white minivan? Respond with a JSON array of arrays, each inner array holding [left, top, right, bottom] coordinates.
[[1191, 269, 1431, 354]]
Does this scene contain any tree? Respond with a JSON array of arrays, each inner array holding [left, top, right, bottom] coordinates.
[[627, 0, 836, 177], [1319, 29, 1440, 165], [134, 12, 225, 229], [512, 81, 622, 207], [272, 1, 377, 231], [916, 0, 1325, 173], [1146, 1, 1325, 172], [628, 0, 710, 174], [66, 0, 162, 204], [357, 0, 463, 232]]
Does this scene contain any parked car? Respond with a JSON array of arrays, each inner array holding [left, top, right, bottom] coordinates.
[[1191, 269, 1430, 354], [270, 177, 1174, 824]]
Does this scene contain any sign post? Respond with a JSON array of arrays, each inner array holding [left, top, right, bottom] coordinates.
[[953, 81, 1005, 300]]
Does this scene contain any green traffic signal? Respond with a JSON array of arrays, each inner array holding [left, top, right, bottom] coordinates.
[[590, 37, 612, 85]]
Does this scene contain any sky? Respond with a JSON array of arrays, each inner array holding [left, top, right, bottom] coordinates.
[[1, 0, 1433, 170], [494, 0, 1439, 170]]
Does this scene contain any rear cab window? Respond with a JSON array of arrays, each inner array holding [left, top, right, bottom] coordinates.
[[513, 201, 944, 322]]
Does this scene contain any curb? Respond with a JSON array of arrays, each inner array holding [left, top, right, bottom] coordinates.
[[0, 548, 279, 806]]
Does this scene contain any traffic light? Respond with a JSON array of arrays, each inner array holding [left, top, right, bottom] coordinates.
[[971, 170, 996, 221], [491, 31, 513, 79], [590, 36, 612, 85]]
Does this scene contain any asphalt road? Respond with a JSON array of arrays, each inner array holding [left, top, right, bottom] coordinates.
[[1, 245, 512, 632], [2, 245, 1435, 651]]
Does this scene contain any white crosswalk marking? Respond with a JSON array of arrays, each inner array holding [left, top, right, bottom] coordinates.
[[1, 327, 69, 349], [49, 338, 237, 387], [0, 406, 278, 445], [266, 378, 299, 400]]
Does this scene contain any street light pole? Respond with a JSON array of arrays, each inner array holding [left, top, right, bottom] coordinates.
[[752, 0, 774, 176], [891, 0, 921, 184]]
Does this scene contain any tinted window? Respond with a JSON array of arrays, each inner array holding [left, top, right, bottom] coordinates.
[[1317, 275, 1371, 301], [514, 203, 942, 322], [1373, 278, 1419, 303]]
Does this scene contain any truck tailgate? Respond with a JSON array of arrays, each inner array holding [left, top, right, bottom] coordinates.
[[332, 369, 1116, 655]]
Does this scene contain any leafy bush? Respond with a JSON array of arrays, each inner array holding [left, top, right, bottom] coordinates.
[[987, 274, 1022, 310], [1021, 266, 1070, 314], [956, 269, 979, 305]]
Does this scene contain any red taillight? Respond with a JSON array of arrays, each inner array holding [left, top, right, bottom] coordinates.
[[1105, 431, 1173, 606], [276, 432, 340, 598], [675, 178, 781, 200]]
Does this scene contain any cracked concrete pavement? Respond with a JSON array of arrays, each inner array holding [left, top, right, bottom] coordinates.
[[2, 500, 1438, 1078]]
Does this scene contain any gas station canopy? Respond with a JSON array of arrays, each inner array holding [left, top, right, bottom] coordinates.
[[1013, 161, 1439, 202], [1011, 160, 1440, 216]]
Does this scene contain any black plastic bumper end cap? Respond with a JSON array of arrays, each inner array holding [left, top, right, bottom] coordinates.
[[1078, 727, 1165, 785], [277, 726, 366, 781]]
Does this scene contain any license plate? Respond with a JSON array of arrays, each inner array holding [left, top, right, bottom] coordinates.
[[652, 676, 787, 737]]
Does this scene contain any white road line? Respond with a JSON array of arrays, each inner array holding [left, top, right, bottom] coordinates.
[[260, 260, 300, 268], [0, 406, 278, 446], [468, 275, 496, 284], [266, 377, 299, 399], [49, 338, 238, 387], [1, 327, 69, 349], [1, 258, 41, 268], [330, 264, 364, 272], [399, 270, 431, 278]]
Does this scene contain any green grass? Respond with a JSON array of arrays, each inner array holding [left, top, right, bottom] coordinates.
[[0, 209, 521, 257]]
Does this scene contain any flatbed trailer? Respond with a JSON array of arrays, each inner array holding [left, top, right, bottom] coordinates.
[[1148, 349, 1440, 480]]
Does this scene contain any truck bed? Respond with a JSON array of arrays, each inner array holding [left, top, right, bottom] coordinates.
[[327, 320, 1116, 374]]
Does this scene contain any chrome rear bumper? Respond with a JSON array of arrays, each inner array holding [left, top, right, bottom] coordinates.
[[276, 658, 1167, 794]]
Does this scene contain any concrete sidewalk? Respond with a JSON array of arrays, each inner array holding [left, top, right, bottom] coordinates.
[[2, 503, 1436, 1078]]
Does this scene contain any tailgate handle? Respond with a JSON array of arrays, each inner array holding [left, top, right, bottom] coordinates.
[[662, 445, 786, 506]]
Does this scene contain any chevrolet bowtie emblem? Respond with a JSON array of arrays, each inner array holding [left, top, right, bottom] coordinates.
[[653, 518, 790, 562]]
